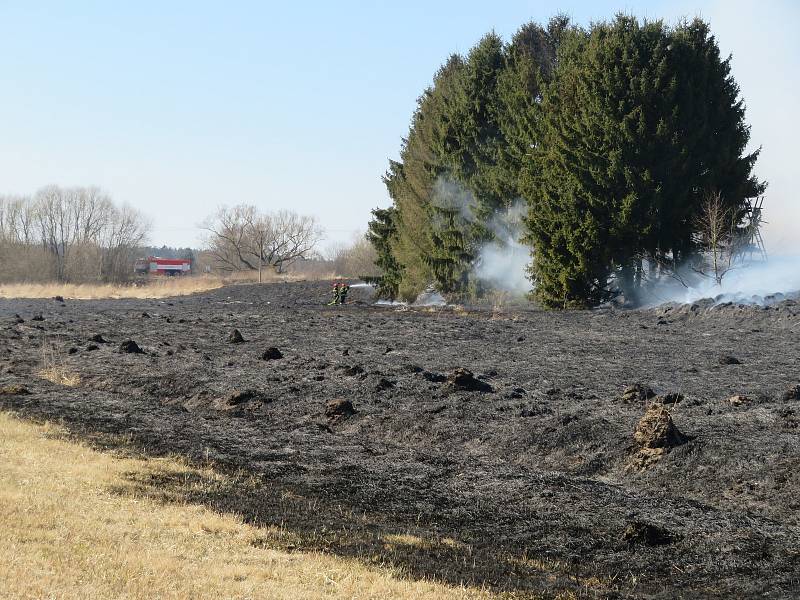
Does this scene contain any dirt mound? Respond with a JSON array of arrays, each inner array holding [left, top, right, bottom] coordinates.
[[202, 389, 270, 413], [421, 370, 446, 383], [89, 334, 108, 344], [781, 385, 800, 401], [659, 393, 684, 406], [719, 355, 742, 365], [221, 389, 260, 406], [623, 521, 677, 546], [228, 329, 245, 344], [629, 403, 687, 470], [325, 398, 356, 423], [375, 378, 395, 392], [728, 394, 752, 406], [447, 368, 493, 393], [118, 340, 144, 354], [338, 364, 365, 377], [634, 404, 686, 449], [0, 384, 30, 395], [261, 347, 283, 360], [620, 383, 655, 404]]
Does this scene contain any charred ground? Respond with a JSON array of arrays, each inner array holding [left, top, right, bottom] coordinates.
[[1, 281, 799, 598]]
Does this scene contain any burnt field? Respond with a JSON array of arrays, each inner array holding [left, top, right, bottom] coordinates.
[[2, 280, 799, 598]]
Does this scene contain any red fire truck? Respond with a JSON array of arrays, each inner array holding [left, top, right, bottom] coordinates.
[[134, 256, 192, 276]]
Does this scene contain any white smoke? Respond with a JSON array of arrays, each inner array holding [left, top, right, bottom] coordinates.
[[680, 256, 800, 304], [431, 176, 476, 222], [472, 200, 530, 294], [413, 289, 448, 306], [634, 255, 800, 307], [429, 175, 531, 296]]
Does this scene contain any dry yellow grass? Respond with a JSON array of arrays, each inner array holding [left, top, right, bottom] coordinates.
[[0, 412, 499, 600], [37, 343, 82, 387], [37, 366, 81, 387], [0, 271, 347, 300], [0, 277, 226, 299]]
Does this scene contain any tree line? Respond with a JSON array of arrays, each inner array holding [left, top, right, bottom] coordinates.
[[367, 14, 765, 307], [0, 189, 330, 284], [202, 205, 322, 279], [0, 186, 150, 283]]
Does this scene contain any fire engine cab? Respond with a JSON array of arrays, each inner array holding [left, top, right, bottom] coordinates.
[[134, 256, 192, 276]]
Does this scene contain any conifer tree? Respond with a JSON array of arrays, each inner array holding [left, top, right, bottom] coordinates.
[[425, 208, 472, 295], [496, 16, 569, 197], [365, 206, 401, 299], [373, 56, 468, 300], [438, 33, 510, 222], [523, 16, 764, 307]]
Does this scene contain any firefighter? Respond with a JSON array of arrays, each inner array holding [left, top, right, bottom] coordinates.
[[339, 283, 350, 305], [328, 282, 341, 305]]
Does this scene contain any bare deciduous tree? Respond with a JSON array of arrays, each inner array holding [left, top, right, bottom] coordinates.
[[0, 186, 150, 283], [204, 205, 322, 280], [327, 234, 379, 278], [99, 204, 151, 282], [692, 191, 743, 285], [0, 195, 36, 245]]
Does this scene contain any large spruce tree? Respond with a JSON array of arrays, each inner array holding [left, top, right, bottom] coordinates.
[[523, 16, 764, 308], [369, 14, 763, 308], [496, 16, 570, 197], [374, 55, 468, 301], [365, 206, 402, 299], [438, 32, 510, 222]]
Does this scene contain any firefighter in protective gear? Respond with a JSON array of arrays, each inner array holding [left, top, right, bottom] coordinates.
[[328, 282, 341, 305], [339, 283, 350, 305]]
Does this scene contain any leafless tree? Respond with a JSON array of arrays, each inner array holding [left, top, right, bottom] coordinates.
[[0, 186, 150, 283], [74, 186, 115, 244], [33, 185, 76, 281], [99, 204, 151, 282], [204, 205, 322, 279], [327, 234, 379, 278], [0, 195, 36, 245], [692, 191, 743, 285], [264, 210, 321, 274], [203, 205, 259, 272]]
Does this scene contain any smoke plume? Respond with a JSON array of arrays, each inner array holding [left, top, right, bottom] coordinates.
[[679, 256, 800, 305], [471, 201, 530, 295], [430, 176, 531, 296], [633, 255, 800, 307], [429, 176, 800, 307]]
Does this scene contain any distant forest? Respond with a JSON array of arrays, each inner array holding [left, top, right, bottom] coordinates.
[[368, 14, 765, 307], [0, 186, 149, 284]]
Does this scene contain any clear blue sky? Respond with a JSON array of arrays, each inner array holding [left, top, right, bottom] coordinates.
[[1, 1, 797, 252]]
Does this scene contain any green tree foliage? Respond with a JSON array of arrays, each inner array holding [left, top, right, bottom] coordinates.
[[369, 14, 764, 309], [424, 178, 474, 294], [370, 55, 476, 301], [437, 33, 510, 222], [524, 16, 765, 308], [496, 16, 570, 196], [365, 207, 402, 299], [369, 28, 560, 301], [380, 157, 434, 301]]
